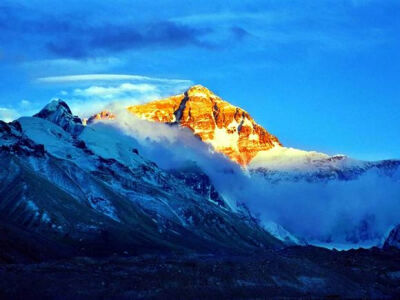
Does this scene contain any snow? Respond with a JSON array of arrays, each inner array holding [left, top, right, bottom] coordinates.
[[205, 119, 240, 151], [34, 99, 84, 136], [88, 195, 120, 222], [262, 221, 304, 245], [248, 133, 259, 140], [248, 144, 330, 170], [18, 116, 148, 174], [310, 240, 379, 250], [26, 200, 39, 215], [41, 212, 51, 223], [19, 117, 78, 158], [80, 122, 146, 169], [189, 91, 218, 99], [43, 100, 64, 112], [192, 116, 260, 156], [219, 193, 239, 212]]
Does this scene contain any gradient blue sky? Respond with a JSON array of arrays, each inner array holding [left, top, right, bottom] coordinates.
[[0, 0, 399, 160]]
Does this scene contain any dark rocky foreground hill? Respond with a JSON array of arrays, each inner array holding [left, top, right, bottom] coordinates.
[[1, 247, 400, 298]]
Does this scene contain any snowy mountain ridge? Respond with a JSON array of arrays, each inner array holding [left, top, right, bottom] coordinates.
[[2, 94, 400, 252], [88, 85, 400, 184], [0, 99, 286, 259]]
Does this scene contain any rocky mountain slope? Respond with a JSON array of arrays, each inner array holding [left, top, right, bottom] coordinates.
[[128, 85, 281, 165], [90, 85, 400, 185], [1, 98, 400, 298], [250, 150, 400, 183], [0, 100, 283, 262]]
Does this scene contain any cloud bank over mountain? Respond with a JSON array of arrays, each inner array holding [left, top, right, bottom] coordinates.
[[92, 102, 400, 247]]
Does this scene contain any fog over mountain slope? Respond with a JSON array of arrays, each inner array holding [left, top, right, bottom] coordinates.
[[0, 100, 285, 261], [0, 85, 399, 251], [90, 85, 400, 248]]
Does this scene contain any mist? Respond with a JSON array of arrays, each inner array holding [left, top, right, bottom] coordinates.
[[91, 107, 400, 247]]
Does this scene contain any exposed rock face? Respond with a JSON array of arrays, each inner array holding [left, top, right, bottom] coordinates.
[[87, 111, 116, 125], [169, 161, 227, 208], [34, 99, 84, 136], [128, 85, 281, 165], [0, 99, 284, 261]]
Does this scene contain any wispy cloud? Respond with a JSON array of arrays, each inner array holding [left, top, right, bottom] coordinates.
[[171, 11, 292, 24], [68, 82, 162, 117], [171, 3, 397, 52], [37, 74, 192, 84], [3, 0, 397, 68], [73, 83, 157, 98], [0, 99, 37, 122], [35, 73, 193, 118]]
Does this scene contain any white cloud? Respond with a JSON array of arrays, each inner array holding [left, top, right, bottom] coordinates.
[[93, 104, 400, 247], [66, 91, 163, 118], [37, 74, 192, 85], [73, 83, 158, 98], [0, 108, 20, 122], [20, 99, 31, 106], [33, 73, 193, 119], [0, 99, 39, 122], [65, 82, 164, 117]]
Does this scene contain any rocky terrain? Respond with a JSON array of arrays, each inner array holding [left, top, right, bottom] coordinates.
[[1, 247, 400, 298], [95, 85, 400, 185], [128, 85, 281, 165], [0, 100, 283, 262]]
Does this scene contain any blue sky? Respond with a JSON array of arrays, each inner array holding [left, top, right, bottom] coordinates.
[[0, 0, 399, 160]]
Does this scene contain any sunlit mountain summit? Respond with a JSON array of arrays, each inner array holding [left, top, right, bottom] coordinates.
[[90, 85, 400, 183], [128, 85, 281, 165]]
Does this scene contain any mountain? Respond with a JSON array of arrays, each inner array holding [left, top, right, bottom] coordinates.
[[0, 100, 285, 262], [33, 99, 84, 136], [2, 98, 400, 298], [2, 88, 399, 255], [249, 149, 400, 183], [128, 85, 281, 166], [90, 85, 400, 184]]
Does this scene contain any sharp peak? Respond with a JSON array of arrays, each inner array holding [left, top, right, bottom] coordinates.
[[185, 85, 219, 98], [187, 84, 210, 90], [183, 85, 244, 112], [41, 99, 72, 115], [33, 99, 84, 136]]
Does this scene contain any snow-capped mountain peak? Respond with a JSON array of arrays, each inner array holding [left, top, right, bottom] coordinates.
[[82, 85, 400, 187], [0, 99, 285, 257], [126, 85, 281, 165], [34, 99, 84, 136]]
